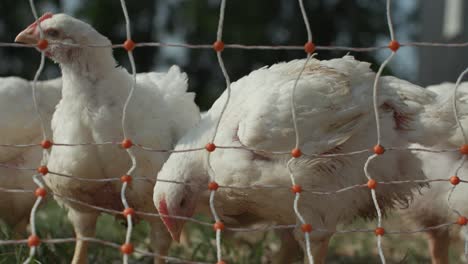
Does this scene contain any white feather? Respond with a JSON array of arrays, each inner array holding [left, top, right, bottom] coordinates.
[[154, 55, 439, 262], [0, 76, 61, 233], [31, 13, 200, 263], [403, 82, 468, 262]]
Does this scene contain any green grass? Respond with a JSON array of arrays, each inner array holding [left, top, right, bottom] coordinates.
[[0, 201, 464, 263]]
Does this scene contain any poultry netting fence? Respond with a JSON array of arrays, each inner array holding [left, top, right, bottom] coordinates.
[[0, 0, 467, 263]]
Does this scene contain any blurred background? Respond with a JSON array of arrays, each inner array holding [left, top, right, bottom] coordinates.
[[0, 0, 467, 263], [0, 0, 466, 110]]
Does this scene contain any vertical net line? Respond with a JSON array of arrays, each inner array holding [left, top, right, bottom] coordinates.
[[464, 226, 468, 259], [386, 0, 395, 41], [298, 0, 313, 42], [287, 160, 314, 263], [446, 184, 462, 216], [363, 154, 386, 264], [290, 55, 313, 149], [24, 1, 48, 263], [119, 0, 132, 40], [28, 0, 47, 139], [29, 175, 45, 238], [23, 175, 45, 264], [118, 0, 137, 263], [289, 0, 315, 262], [210, 7, 232, 145], [452, 68, 468, 144], [2, 0, 466, 263], [215, 0, 227, 41], [208, 0, 230, 262], [372, 53, 396, 145], [449, 67, 468, 257], [367, 0, 397, 262], [287, 55, 314, 264], [449, 68, 468, 211]]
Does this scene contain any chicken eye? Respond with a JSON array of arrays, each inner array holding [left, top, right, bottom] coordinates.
[[46, 29, 60, 38], [179, 198, 186, 208]]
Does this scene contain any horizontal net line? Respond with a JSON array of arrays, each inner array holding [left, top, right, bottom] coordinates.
[[0, 237, 210, 264], [333, 222, 456, 235], [0, 141, 459, 156], [23, 3, 47, 263], [4, 0, 468, 262], [0, 143, 40, 148], [48, 171, 154, 182], [0, 187, 34, 193], [0, 163, 36, 171], [0, 41, 467, 50], [137, 145, 206, 153], [0, 142, 116, 148], [0, 177, 463, 198], [0, 221, 460, 247], [53, 193, 122, 215], [1, 222, 459, 264], [46, 193, 285, 231], [0, 222, 459, 264]]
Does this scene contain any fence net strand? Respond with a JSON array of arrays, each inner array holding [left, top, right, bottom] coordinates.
[[0, 0, 467, 263]]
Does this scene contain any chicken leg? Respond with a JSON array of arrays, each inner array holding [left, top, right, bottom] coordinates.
[[294, 226, 332, 264], [273, 229, 303, 264], [427, 228, 450, 264], [149, 219, 173, 264], [68, 208, 99, 264]]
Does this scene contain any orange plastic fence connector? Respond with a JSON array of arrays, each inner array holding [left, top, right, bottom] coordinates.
[[213, 40, 225, 52], [208, 181, 219, 191], [291, 148, 302, 158], [28, 235, 40, 247], [37, 39, 48, 50], [375, 227, 385, 236], [291, 184, 302, 194], [37, 165, 48, 175], [450, 176, 461, 185], [460, 144, 468, 155], [41, 139, 53, 149], [213, 221, 225, 231], [388, 40, 400, 52], [457, 216, 468, 226], [121, 138, 133, 149], [205, 143, 216, 152], [35, 187, 47, 197], [373, 144, 385, 155], [123, 207, 135, 217], [367, 179, 377, 189], [301, 223, 312, 233], [304, 41, 315, 54], [123, 39, 135, 52], [120, 243, 134, 255], [121, 175, 132, 183]]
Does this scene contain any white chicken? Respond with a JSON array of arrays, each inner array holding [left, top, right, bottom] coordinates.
[[0, 77, 61, 234], [404, 82, 468, 264], [15, 13, 200, 264], [153, 55, 448, 263]]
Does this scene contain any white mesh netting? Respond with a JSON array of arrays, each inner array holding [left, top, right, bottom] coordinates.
[[0, 0, 468, 263]]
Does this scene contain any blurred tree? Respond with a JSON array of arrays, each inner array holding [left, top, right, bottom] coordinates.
[[76, 0, 157, 72], [0, 0, 157, 78], [1, 0, 398, 110], [0, 0, 62, 79], [418, 0, 468, 85], [163, 0, 390, 110]]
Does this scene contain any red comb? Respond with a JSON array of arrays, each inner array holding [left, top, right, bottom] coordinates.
[[28, 12, 53, 29], [158, 199, 174, 229]]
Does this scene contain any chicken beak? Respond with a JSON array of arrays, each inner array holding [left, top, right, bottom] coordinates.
[[158, 199, 185, 242], [15, 27, 39, 44], [168, 220, 185, 243]]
